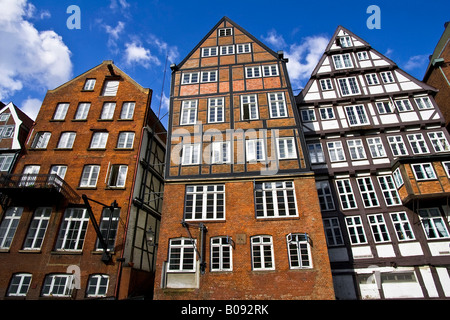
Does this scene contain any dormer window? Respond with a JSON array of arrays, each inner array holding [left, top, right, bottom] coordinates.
[[218, 28, 232, 37]]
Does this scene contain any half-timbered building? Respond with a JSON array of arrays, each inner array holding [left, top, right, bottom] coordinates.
[[297, 26, 450, 299]]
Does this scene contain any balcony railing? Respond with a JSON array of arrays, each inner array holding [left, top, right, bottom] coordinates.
[[0, 174, 80, 204]]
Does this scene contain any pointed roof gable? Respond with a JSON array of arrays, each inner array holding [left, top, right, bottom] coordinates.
[[0, 102, 33, 150]]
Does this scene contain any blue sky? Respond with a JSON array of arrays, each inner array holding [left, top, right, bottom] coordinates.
[[1, 0, 449, 128]]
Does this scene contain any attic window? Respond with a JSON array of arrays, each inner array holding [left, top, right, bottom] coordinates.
[[338, 36, 352, 48], [101, 80, 119, 96], [83, 79, 96, 91], [218, 28, 232, 37]]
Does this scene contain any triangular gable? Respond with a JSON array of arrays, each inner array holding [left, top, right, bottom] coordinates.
[[0, 102, 32, 150]]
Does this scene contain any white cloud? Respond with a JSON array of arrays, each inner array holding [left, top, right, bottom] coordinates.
[[146, 34, 180, 64], [0, 0, 72, 100], [404, 54, 429, 71], [104, 21, 125, 48], [262, 29, 287, 49], [124, 41, 160, 68], [21, 97, 41, 120]]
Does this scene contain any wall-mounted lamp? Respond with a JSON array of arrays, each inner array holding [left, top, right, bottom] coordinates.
[[146, 227, 158, 247]]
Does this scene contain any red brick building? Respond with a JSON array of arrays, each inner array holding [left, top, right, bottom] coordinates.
[[153, 17, 334, 300], [0, 61, 166, 299]]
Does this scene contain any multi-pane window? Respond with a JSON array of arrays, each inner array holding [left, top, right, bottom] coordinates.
[[182, 144, 201, 165], [268, 92, 287, 118], [23, 207, 51, 250], [367, 137, 386, 158], [0, 207, 23, 249], [218, 28, 232, 37], [208, 98, 224, 123], [101, 80, 119, 96], [357, 51, 369, 60], [345, 216, 367, 244], [368, 214, 390, 243], [220, 45, 234, 55], [339, 36, 352, 47], [345, 105, 369, 126], [31, 132, 51, 149], [394, 99, 413, 112], [376, 101, 393, 114], [241, 94, 258, 120], [181, 72, 199, 84], [407, 133, 429, 154], [327, 141, 345, 162], [236, 43, 251, 53], [201, 70, 217, 82], [41, 274, 74, 297], [323, 217, 344, 246], [381, 71, 394, 83], [86, 275, 109, 298], [0, 154, 14, 172], [428, 132, 450, 152], [347, 139, 367, 160], [80, 165, 100, 187], [320, 79, 333, 91], [53, 103, 69, 120], [414, 96, 433, 109], [443, 161, 450, 177], [319, 107, 335, 120], [90, 132, 108, 149], [390, 212, 415, 241], [108, 165, 128, 187], [100, 102, 116, 119], [286, 233, 312, 269], [357, 177, 379, 208], [57, 132, 76, 149], [55, 208, 89, 251], [365, 74, 379, 85], [83, 79, 96, 91], [96, 208, 120, 251], [0, 125, 14, 138], [417, 208, 450, 239], [120, 102, 135, 119], [316, 181, 335, 211], [49, 165, 67, 187], [211, 141, 230, 164], [7, 273, 32, 297], [393, 168, 404, 187], [338, 77, 360, 96], [184, 185, 225, 220], [254, 181, 298, 218], [335, 179, 357, 210], [388, 135, 408, 156], [180, 100, 197, 125], [411, 163, 436, 180], [251, 235, 274, 270], [210, 236, 232, 272], [308, 143, 325, 164], [301, 109, 315, 121], [20, 165, 39, 186], [377, 175, 401, 206], [117, 132, 134, 149], [246, 139, 265, 162], [167, 238, 196, 272], [262, 65, 279, 77], [277, 137, 296, 159], [333, 53, 353, 69], [74, 103, 91, 120], [201, 47, 218, 57], [245, 66, 261, 78]]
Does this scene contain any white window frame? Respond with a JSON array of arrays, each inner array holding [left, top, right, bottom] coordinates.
[[327, 141, 346, 162], [268, 92, 287, 118], [57, 132, 76, 149], [345, 216, 367, 244], [117, 132, 135, 149], [254, 181, 298, 218], [245, 66, 262, 78], [411, 163, 437, 181], [345, 105, 369, 126], [0, 207, 23, 249], [262, 65, 279, 77], [393, 167, 404, 188], [319, 107, 335, 120], [316, 181, 335, 211], [182, 144, 201, 165], [339, 36, 352, 47], [53, 103, 69, 120], [181, 72, 199, 84], [208, 97, 224, 123], [95, 208, 120, 251], [443, 161, 450, 177], [286, 233, 313, 269], [335, 179, 357, 210], [7, 273, 32, 297], [428, 131, 450, 152], [101, 80, 119, 96], [100, 102, 116, 120], [246, 139, 265, 162], [86, 275, 109, 298], [90, 132, 109, 149], [414, 96, 433, 110], [210, 236, 233, 272], [367, 137, 386, 158], [407, 133, 429, 154], [377, 175, 401, 206], [375, 101, 393, 114], [357, 51, 369, 60], [381, 71, 395, 83], [220, 45, 234, 55], [74, 103, 91, 120], [80, 165, 100, 187], [218, 28, 232, 37], [108, 165, 128, 187], [83, 79, 96, 91], [23, 207, 51, 250], [184, 185, 225, 221], [201, 70, 217, 83], [42, 274, 74, 297], [180, 100, 198, 125], [251, 235, 275, 271], [211, 141, 231, 164], [388, 135, 408, 157], [236, 43, 251, 54], [319, 79, 333, 91], [347, 139, 367, 160], [368, 214, 390, 243], [356, 177, 379, 208], [167, 238, 197, 272], [0, 154, 14, 172], [390, 212, 415, 241], [333, 53, 353, 69], [308, 143, 325, 164], [55, 208, 89, 251], [338, 77, 360, 96], [417, 208, 450, 239], [241, 94, 259, 120], [301, 109, 315, 122], [394, 99, 413, 112], [120, 102, 135, 119], [31, 132, 51, 149], [277, 137, 297, 160], [201, 47, 218, 57]]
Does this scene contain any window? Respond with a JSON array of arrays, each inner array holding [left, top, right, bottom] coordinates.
[[57, 132, 76, 149], [100, 102, 116, 120], [101, 80, 119, 96], [327, 141, 346, 162], [308, 143, 324, 164], [357, 177, 379, 208], [367, 137, 386, 158], [167, 238, 196, 272], [316, 181, 335, 211], [347, 139, 367, 160], [428, 132, 450, 152], [208, 97, 224, 123], [333, 53, 353, 69], [407, 133, 429, 154], [23, 207, 51, 250], [338, 36, 352, 47], [220, 45, 234, 55], [42, 274, 74, 297], [184, 185, 225, 220], [80, 165, 100, 187], [182, 144, 201, 165], [254, 181, 298, 218], [20, 165, 40, 186], [211, 141, 230, 164], [202, 47, 218, 57], [301, 109, 315, 122], [0, 207, 23, 249], [201, 70, 217, 82], [50, 165, 67, 186], [394, 99, 413, 112], [411, 163, 436, 180], [0, 113, 9, 122], [262, 65, 279, 77], [53, 103, 69, 120], [345, 105, 368, 126], [323, 218, 344, 246], [357, 51, 369, 60], [335, 179, 357, 210], [417, 208, 450, 239], [117, 132, 135, 149], [0, 126, 14, 138], [393, 168, 404, 188], [108, 165, 128, 187], [319, 79, 333, 91], [83, 79, 96, 91], [376, 101, 393, 114], [286, 233, 312, 269], [120, 102, 135, 119], [345, 216, 367, 244], [245, 66, 261, 78], [319, 107, 335, 120], [96, 208, 120, 251], [218, 28, 232, 37], [236, 43, 251, 54], [414, 96, 433, 110], [86, 275, 109, 298], [377, 175, 401, 206], [90, 132, 108, 149], [268, 92, 287, 118], [181, 72, 199, 84], [246, 139, 265, 162], [388, 135, 408, 157], [368, 214, 390, 243], [381, 71, 394, 83], [241, 94, 258, 120], [31, 132, 51, 149], [7, 273, 32, 297], [0, 154, 14, 171], [251, 235, 274, 270], [338, 77, 360, 96], [180, 100, 197, 125], [55, 208, 89, 251], [210, 236, 232, 272], [443, 162, 450, 177], [390, 212, 415, 241], [277, 137, 296, 159], [74, 103, 91, 120]]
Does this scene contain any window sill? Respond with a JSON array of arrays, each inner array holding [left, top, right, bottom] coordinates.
[[113, 148, 134, 151], [49, 119, 65, 122], [255, 216, 300, 221], [54, 148, 73, 151], [77, 187, 97, 190], [51, 250, 82, 255], [18, 249, 42, 254], [87, 148, 106, 151], [105, 186, 126, 190], [0, 249, 10, 253], [97, 119, 114, 122], [71, 119, 87, 122]]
